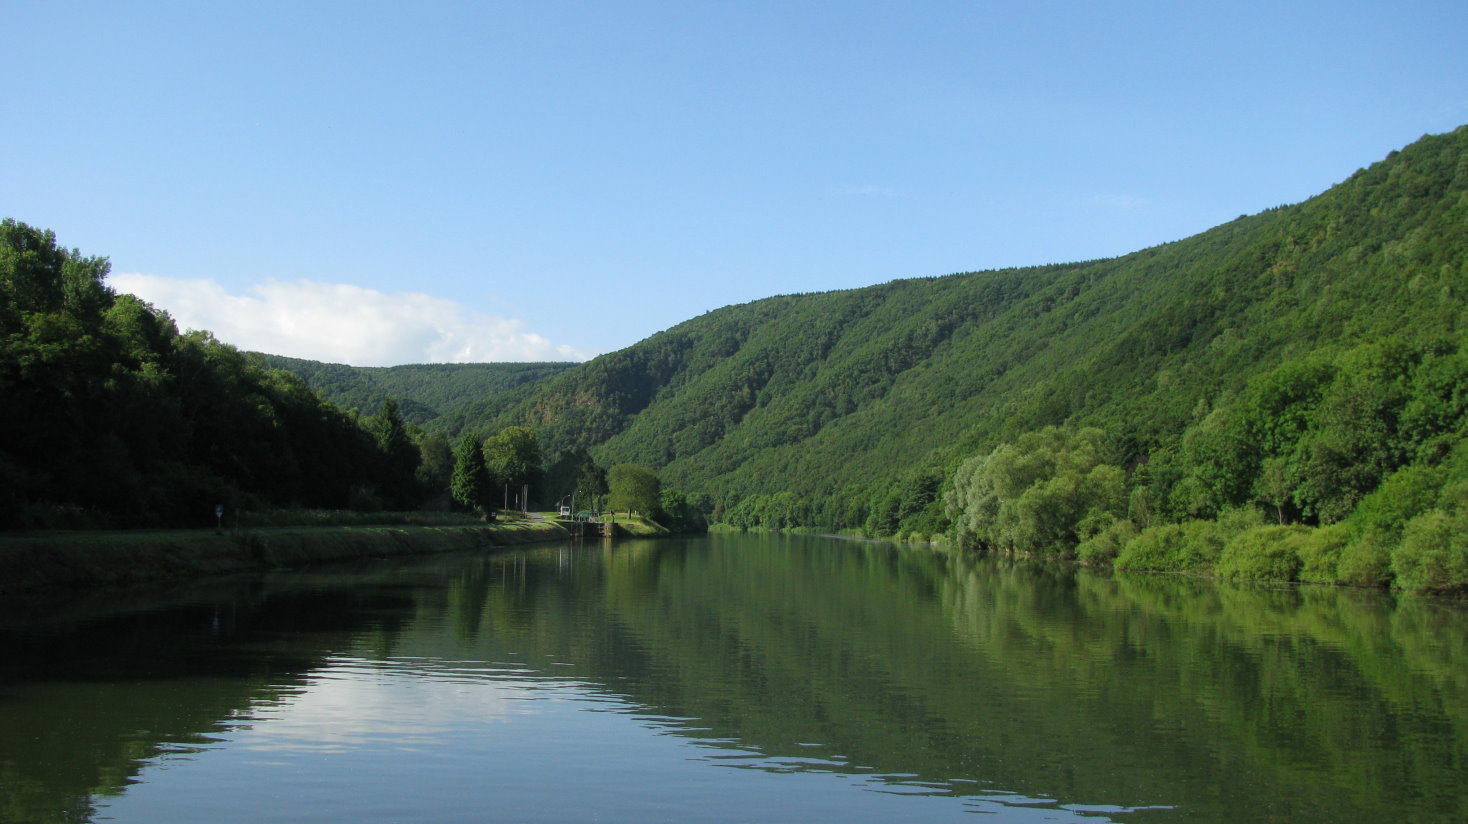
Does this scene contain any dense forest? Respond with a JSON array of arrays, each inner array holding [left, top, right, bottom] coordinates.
[[7, 126, 1466, 590], [0, 220, 441, 527], [423, 126, 1466, 591], [0, 222, 661, 530], [256, 355, 573, 426]]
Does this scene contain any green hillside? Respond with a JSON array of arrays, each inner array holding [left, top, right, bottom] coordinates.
[[9, 126, 1463, 590], [455, 126, 1467, 588], [259, 355, 574, 426]]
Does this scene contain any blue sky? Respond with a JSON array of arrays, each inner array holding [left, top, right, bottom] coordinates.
[[6, 1, 1466, 365]]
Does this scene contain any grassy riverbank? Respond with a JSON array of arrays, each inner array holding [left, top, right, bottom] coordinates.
[[0, 518, 571, 596], [600, 513, 672, 537]]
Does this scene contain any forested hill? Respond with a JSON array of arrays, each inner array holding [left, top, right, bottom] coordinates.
[[462, 127, 1468, 554], [258, 355, 574, 426], [6, 126, 1465, 590], [0, 222, 446, 528]]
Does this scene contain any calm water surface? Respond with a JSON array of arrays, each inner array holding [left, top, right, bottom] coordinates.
[[1, 534, 1465, 823]]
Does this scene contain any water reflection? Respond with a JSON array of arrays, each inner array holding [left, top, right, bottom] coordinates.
[[1, 535, 1464, 823]]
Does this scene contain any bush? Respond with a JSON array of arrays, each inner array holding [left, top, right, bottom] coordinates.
[[1115, 523, 1213, 572], [1077, 518, 1138, 566], [1336, 529, 1395, 586], [18, 502, 104, 530], [1217, 525, 1308, 582], [1115, 509, 1264, 573], [1392, 510, 1468, 592], [1297, 523, 1350, 583], [1115, 523, 1185, 571], [1347, 465, 1444, 540], [1215, 506, 1269, 539]]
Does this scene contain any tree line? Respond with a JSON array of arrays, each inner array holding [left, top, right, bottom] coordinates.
[[446, 423, 705, 530], [0, 219, 707, 533], [941, 334, 1468, 592], [0, 219, 459, 527]]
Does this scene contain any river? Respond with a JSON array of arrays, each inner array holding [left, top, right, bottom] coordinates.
[[1, 533, 1464, 822]]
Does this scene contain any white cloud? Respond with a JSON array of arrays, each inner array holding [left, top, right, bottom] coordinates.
[[109, 274, 595, 366]]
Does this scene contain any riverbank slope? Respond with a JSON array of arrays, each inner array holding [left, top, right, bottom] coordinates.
[[0, 520, 570, 596]]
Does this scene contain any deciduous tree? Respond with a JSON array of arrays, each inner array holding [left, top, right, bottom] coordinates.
[[483, 426, 541, 508], [608, 464, 660, 516]]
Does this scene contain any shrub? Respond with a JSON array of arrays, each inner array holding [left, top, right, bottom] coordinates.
[[1114, 509, 1264, 573], [1392, 510, 1468, 592], [1215, 506, 1269, 540], [1297, 523, 1350, 583], [1347, 465, 1444, 540], [1217, 525, 1308, 582], [1336, 529, 1396, 586], [1115, 523, 1185, 571], [1077, 518, 1138, 566], [1116, 523, 1210, 572]]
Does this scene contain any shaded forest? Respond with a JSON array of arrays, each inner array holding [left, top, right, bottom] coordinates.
[[0, 220, 435, 527]]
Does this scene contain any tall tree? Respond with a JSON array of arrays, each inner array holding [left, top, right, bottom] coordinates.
[[415, 431, 454, 494], [575, 459, 609, 511], [544, 447, 606, 511], [450, 432, 492, 515], [483, 426, 541, 508], [608, 464, 660, 516], [370, 398, 421, 508]]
